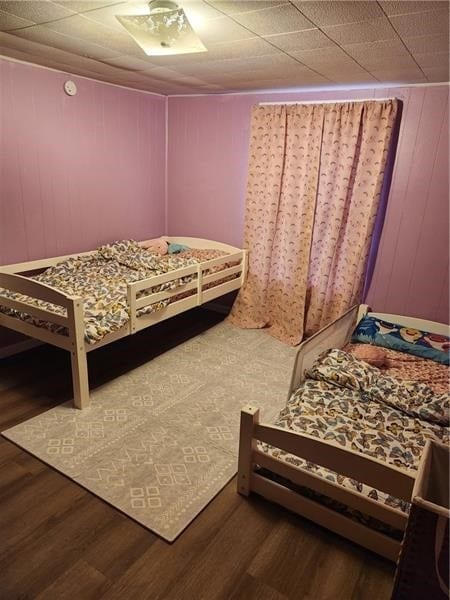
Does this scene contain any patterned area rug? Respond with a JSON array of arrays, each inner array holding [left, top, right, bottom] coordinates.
[[2, 322, 296, 542]]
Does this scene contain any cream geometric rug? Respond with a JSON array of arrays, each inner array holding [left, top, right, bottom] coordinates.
[[2, 322, 296, 541]]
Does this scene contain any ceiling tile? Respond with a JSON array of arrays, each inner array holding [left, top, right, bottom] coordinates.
[[146, 37, 280, 68], [189, 15, 256, 45], [0, 10, 35, 31], [1, 29, 111, 65], [291, 45, 363, 69], [326, 70, 378, 83], [262, 28, 334, 52], [171, 53, 305, 77], [405, 32, 450, 53], [414, 51, 450, 67], [76, 3, 139, 32], [137, 65, 184, 80], [232, 4, 315, 35], [240, 64, 321, 80], [323, 17, 398, 45], [200, 37, 281, 59], [203, 67, 329, 86], [55, 52, 129, 72], [10, 24, 120, 59], [370, 67, 428, 82], [214, 36, 280, 60], [389, 8, 449, 37], [0, 49, 72, 72], [41, 13, 144, 55], [224, 72, 330, 90], [422, 65, 449, 81], [352, 52, 418, 72], [208, 1, 285, 15], [53, 1, 126, 13], [0, 0, 76, 23], [179, 0, 226, 21], [100, 54, 158, 70], [378, 1, 449, 16], [293, 1, 383, 27], [343, 38, 419, 70]]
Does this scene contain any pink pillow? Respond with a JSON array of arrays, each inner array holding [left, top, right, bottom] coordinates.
[[141, 238, 168, 255], [352, 345, 386, 368]]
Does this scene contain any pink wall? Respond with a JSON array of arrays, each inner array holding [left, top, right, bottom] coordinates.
[[0, 58, 166, 265], [167, 86, 449, 324]]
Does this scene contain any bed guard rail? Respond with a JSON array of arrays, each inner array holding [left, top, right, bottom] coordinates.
[[288, 305, 360, 396], [237, 405, 415, 561], [0, 272, 84, 352], [126, 250, 247, 334]]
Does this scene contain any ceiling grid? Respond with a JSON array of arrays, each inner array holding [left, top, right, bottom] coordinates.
[[0, 0, 447, 94]]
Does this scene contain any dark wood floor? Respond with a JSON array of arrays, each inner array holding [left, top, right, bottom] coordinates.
[[0, 309, 395, 600]]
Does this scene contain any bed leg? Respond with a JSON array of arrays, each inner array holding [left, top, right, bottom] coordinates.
[[67, 297, 90, 409], [71, 348, 89, 409], [237, 405, 260, 496]]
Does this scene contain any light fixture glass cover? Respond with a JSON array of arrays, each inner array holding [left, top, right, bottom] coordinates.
[[116, 0, 207, 56]]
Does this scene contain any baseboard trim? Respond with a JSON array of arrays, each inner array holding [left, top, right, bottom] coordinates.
[[0, 339, 43, 359]]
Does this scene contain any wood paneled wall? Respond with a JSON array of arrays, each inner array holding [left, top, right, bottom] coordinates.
[[367, 86, 449, 323], [0, 58, 166, 265]]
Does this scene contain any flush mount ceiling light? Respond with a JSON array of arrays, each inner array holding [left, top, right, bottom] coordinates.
[[115, 0, 207, 56]]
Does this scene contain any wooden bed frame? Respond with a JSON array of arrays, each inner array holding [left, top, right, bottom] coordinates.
[[0, 236, 247, 409], [237, 304, 449, 562]]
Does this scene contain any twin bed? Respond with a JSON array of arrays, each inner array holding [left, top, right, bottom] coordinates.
[[238, 305, 449, 561], [0, 237, 247, 409]]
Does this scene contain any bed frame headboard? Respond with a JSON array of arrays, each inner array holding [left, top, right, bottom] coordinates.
[[288, 304, 449, 398]]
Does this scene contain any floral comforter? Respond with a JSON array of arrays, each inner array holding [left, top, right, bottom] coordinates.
[[0, 241, 231, 344], [261, 349, 449, 515]]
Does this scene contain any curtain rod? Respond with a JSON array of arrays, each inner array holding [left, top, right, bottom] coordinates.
[[259, 97, 395, 105]]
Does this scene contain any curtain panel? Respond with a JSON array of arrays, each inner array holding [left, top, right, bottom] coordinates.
[[230, 99, 399, 346]]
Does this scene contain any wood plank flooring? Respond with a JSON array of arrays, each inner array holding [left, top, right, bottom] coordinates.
[[0, 309, 395, 599]]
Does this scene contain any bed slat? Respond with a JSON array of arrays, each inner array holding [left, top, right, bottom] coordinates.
[[199, 252, 243, 270], [0, 296, 69, 328], [253, 448, 408, 530], [0, 272, 76, 307], [129, 264, 199, 293], [135, 280, 198, 310], [202, 264, 242, 285], [133, 295, 199, 331], [253, 422, 415, 501], [202, 279, 243, 303]]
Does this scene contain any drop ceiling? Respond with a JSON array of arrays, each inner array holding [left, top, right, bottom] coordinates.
[[0, 0, 448, 95]]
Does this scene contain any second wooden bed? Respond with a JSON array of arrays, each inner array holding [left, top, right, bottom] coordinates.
[[237, 305, 449, 561], [0, 236, 247, 409]]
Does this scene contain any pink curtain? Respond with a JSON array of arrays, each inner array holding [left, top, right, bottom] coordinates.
[[230, 99, 399, 346]]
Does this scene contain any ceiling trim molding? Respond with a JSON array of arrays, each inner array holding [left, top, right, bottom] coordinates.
[[167, 81, 450, 98], [0, 54, 167, 98]]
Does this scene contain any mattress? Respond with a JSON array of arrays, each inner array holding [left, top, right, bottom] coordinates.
[[0, 240, 239, 344], [260, 349, 449, 517]]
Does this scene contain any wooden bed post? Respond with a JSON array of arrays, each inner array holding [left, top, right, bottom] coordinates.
[[67, 297, 89, 409], [237, 405, 259, 496]]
